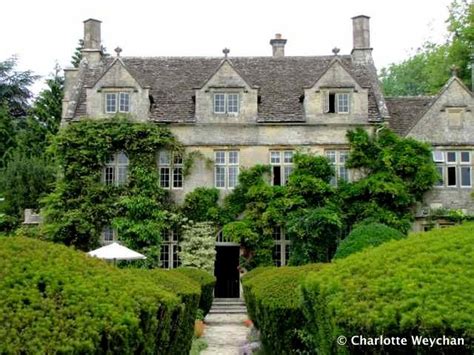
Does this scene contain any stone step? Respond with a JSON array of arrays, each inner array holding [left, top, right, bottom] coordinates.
[[213, 298, 245, 304], [211, 303, 246, 308], [209, 308, 247, 314]]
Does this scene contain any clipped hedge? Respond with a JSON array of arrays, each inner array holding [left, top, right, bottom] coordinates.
[[333, 222, 405, 259], [242, 264, 322, 353], [0, 237, 198, 354], [175, 267, 216, 316], [302, 223, 474, 354]]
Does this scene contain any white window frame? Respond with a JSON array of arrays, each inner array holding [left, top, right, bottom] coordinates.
[[434, 150, 472, 188], [214, 150, 239, 189], [324, 91, 351, 114], [213, 93, 240, 114], [103, 151, 129, 186], [158, 151, 183, 190], [101, 226, 117, 245], [104, 92, 131, 114], [325, 150, 350, 186], [336, 93, 350, 113], [160, 229, 181, 269], [272, 227, 291, 267], [269, 150, 294, 186]]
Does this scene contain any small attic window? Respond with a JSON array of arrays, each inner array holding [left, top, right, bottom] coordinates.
[[325, 92, 350, 114], [105, 92, 130, 113]]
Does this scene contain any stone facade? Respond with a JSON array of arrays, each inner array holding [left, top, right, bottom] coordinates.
[[62, 16, 474, 228]]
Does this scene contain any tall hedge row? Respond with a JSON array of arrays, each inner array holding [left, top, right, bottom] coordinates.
[[242, 264, 322, 353], [175, 267, 216, 316], [302, 223, 474, 354], [0, 237, 200, 354]]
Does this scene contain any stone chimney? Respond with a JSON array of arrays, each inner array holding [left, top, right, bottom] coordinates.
[[82, 19, 102, 66], [351, 15, 373, 63], [270, 34, 287, 57]]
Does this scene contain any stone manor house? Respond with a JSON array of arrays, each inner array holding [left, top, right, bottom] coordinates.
[[61, 17, 473, 291]]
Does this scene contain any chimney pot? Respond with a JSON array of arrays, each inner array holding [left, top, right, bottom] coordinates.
[[352, 15, 371, 49], [83, 19, 102, 50], [270, 34, 287, 57]]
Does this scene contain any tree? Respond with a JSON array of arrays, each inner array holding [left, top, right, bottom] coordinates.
[[341, 127, 438, 233], [71, 39, 84, 68], [179, 222, 217, 273], [380, 0, 473, 95]]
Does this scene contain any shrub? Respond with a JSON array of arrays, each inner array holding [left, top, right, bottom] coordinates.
[[0, 236, 198, 354], [175, 267, 216, 317], [333, 222, 405, 259], [179, 222, 216, 273], [301, 223, 474, 354], [242, 264, 323, 353]]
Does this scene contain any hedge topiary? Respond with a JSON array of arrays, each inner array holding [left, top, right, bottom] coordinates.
[[301, 223, 474, 354], [0, 236, 197, 354], [175, 267, 216, 316], [242, 264, 323, 353], [333, 222, 405, 259]]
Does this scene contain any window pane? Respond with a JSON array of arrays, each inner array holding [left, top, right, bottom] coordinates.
[[461, 167, 471, 187], [159, 151, 171, 165], [432, 151, 444, 162], [326, 151, 336, 164], [337, 93, 349, 113], [173, 153, 183, 165], [284, 151, 293, 163], [104, 166, 115, 185], [273, 244, 282, 267], [117, 152, 128, 164], [284, 166, 293, 184], [117, 166, 128, 185], [172, 245, 180, 268], [447, 152, 456, 163], [106, 93, 116, 113], [173, 167, 183, 188], [103, 227, 114, 242], [215, 166, 226, 188], [227, 94, 239, 113], [460, 152, 470, 163], [447, 166, 457, 186], [272, 227, 281, 241], [339, 151, 349, 163], [119, 92, 130, 112], [338, 166, 349, 182], [214, 94, 225, 113], [160, 245, 170, 268], [435, 166, 444, 186], [228, 151, 239, 164], [160, 167, 170, 188], [272, 166, 281, 186], [270, 151, 281, 164], [228, 166, 239, 188], [215, 151, 226, 164]]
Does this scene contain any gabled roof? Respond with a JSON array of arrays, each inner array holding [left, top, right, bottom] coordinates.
[[73, 55, 383, 122], [197, 58, 257, 90], [385, 96, 434, 135]]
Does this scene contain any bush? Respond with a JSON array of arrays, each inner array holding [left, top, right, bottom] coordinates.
[[175, 267, 216, 317], [0, 236, 199, 354], [333, 222, 405, 259], [179, 222, 216, 273], [242, 264, 323, 353], [301, 223, 474, 354]]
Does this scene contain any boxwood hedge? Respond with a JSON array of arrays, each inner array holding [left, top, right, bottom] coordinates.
[[302, 223, 474, 354], [175, 267, 216, 316], [0, 237, 199, 354], [242, 264, 322, 353], [333, 222, 405, 259]]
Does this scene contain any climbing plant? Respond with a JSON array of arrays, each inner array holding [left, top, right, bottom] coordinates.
[[41, 117, 182, 264]]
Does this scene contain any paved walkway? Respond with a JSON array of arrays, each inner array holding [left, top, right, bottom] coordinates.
[[201, 303, 250, 354]]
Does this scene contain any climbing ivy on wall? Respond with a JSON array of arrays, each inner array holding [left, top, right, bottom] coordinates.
[[41, 117, 182, 265]]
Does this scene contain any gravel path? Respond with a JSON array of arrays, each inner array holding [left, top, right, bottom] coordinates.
[[201, 313, 250, 355]]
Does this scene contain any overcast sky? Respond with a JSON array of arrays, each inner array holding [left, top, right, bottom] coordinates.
[[1, 0, 453, 95]]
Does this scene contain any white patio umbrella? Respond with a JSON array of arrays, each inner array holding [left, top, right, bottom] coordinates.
[[87, 242, 146, 262]]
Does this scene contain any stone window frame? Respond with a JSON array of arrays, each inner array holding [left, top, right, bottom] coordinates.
[[325, 150, 350, 186], [103, 151, 129, 186], [269, 150, 294, 186], [160, 229, 181, 269], [214, 150, 239, 189], [213, 92, 240, 115], [272, 227, 291, 267], [157, 150, 183, 190], [104, 91, 131, 114], [433, 150, 472, 189], [323, 89, 352, 114]]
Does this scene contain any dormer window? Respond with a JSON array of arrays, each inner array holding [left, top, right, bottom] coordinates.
[[325, 92, 350, 114], [105, 92, 130, 113], [213, 93, 240, 114]]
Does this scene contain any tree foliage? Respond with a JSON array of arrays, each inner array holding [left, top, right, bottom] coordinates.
[[341, 127, 438, 233], [380, 0, 473, 95], [179, 222, 217, 273]]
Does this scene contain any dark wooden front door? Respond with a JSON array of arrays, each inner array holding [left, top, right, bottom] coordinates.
[[214, 246, 240, 298]]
